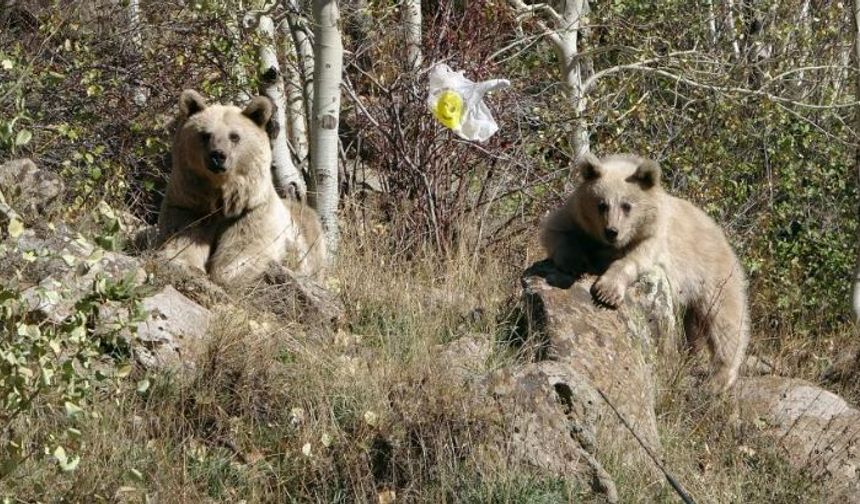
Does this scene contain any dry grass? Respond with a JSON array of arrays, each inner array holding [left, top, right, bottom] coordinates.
[[0, 208, 844, 503]]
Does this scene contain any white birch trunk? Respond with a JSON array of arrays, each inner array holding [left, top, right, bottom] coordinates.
[[554, 0, 589, 159], [309, 0, 343, 253], [280, 20, 310, 174], [403, 0, 422, 70], [507, 0, 590, 159], [258, 15, 306, 199], [850, 0, 860, 321], [725, 0, 742, 58], [286, 0, 316, 127], [232, 13, 252, 104], [707, 0, 718, 47], [128, 0, 147, 106]]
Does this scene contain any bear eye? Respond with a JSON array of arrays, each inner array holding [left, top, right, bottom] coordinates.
[[229, 132, 241, 143], [597, 201, 609, 213], [621, 202, 632, 214], [199, 131, 211, 143]]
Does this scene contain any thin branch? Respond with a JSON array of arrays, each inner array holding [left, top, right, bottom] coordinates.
[[582, 58, 860, 110]]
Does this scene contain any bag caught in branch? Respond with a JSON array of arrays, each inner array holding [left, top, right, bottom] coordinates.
[[426, 64, 510, 142]]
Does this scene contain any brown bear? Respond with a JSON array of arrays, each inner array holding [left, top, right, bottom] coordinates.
[[156, 89, 326, 286], [541, 153, 750, 394]]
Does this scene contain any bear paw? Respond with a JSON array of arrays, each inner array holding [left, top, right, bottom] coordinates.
[[591, 275, 625, 309]]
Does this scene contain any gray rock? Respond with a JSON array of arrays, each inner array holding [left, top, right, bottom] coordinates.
[[744, 354, 775, 376], [434, 260, 681, 501], [132, 285, 212, 371], [738, 376, 860, 502], [437, 333, 493, 384], [0, 188, 22, 228], [0, 159, 64, 219], [520, 260, 671, 472], [261, 262, 344, 323], [480, 361, 619, 503], [13, 226, 146, 323]]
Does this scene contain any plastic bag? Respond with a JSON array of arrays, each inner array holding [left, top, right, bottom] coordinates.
[[426, 63, 510, 142]]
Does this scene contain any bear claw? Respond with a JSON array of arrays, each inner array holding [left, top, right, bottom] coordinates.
[[591, 276, 624, 309]]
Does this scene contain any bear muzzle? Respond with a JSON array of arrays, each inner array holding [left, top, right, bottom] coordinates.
[[208, 150, 228, 173], [604, 227, 619, 243]]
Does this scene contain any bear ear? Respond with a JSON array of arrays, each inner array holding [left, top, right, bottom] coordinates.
[[179, 89, 207, 120], [242, 96, 275, 130], [630, 158, 661, 190], [576, 152, 603, 181]]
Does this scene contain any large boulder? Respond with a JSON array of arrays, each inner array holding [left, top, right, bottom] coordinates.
[[0, 158, 64, 220], [519, 260, 675, 471], [8, 225, 146, 323], [436, 260, 679, 501], [738, 377, 860, 502], [132, 285, 213, 371], [479, 361, 619, 502]]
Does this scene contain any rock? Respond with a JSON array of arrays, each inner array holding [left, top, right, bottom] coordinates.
[[132, 285, 213, 371], [737, 377, 860, 502], [480, 361, 619, 503], [12, 225, 146, 323], [433, 260, 680, 500], [437, 334, 493, 383], [744, 354, 775, 376], [0, 188, 22, 228], [261, 262, 344, 324], [0, 159, 64, 220], [520, 259, 674, 473]]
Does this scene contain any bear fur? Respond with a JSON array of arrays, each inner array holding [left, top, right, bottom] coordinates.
[[156, 89, 326, 286], [541, 153, 749, 394]]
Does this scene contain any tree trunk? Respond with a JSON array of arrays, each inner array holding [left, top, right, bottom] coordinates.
[[280, 19, 310, 175], [258, 14, 306, 200], [725, 0, 742, 58], [851, 0, 860, 321], [286, 0, 316, 135], [128, 0, 147, 106], [707, 0, 718, 47], [403, 0, 422, 70], [554, 0, 589, 160], [308, 0, 343, 254], [232, 13, 252, 104]]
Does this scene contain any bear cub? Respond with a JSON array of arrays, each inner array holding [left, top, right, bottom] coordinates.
[[156, 89, 326, 286], [541, 153, 749, 394]]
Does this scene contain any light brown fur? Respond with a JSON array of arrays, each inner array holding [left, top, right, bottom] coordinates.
[[541, 153, 750, 394], [156, 89, 326, 287]]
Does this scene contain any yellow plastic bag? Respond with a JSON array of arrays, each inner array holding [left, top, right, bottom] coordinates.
[[426, 64, 510, 142]]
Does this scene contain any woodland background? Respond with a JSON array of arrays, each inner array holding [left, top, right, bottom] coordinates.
[[1, 0, 859, 502]]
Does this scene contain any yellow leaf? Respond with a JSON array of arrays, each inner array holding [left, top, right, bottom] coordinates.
[[7, 218, 23, 238]]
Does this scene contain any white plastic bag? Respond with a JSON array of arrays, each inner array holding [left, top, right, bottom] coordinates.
[[426, 63, 510, 142]]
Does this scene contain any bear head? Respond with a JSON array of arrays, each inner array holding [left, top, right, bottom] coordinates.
[[173, 89, 274, 186], [571, 152, 661, 249]]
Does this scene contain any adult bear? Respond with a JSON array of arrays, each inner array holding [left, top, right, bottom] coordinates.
[[157, 89, 326, 286]]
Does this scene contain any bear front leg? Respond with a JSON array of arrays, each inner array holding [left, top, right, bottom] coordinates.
[[591, 242, 658, 308], [157, 208, 216, 273], [207, 204, 287, 287]]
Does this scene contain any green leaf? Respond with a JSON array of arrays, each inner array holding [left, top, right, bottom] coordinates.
[[64, 401, 84, 418], [53, 445, 67, 464], [116, 364, 133, 378], [14, 129, 32, 147], [136, 378, 150, 394], [60, 455, 80, 472]]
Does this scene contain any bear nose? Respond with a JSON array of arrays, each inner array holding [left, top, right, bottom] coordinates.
[[604, 227, 619, 242], [208, 150, 227, 173]]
